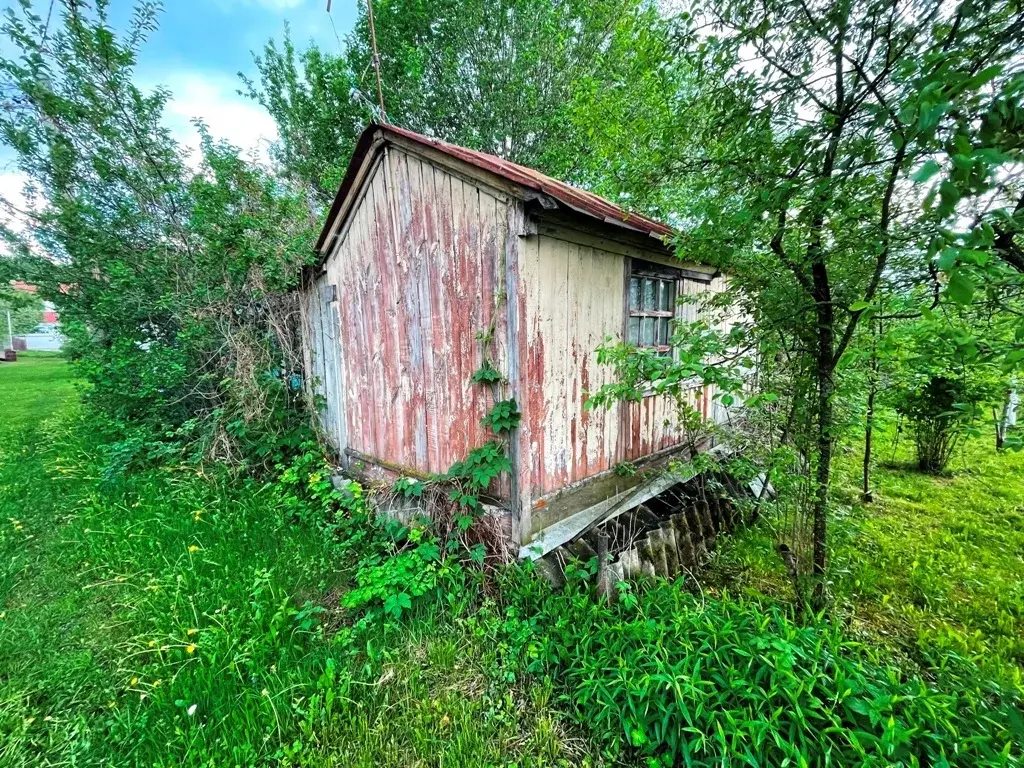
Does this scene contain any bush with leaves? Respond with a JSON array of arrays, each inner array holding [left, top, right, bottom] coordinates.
[[0, 1, 317, 471], [886, 316, 1008, 472]]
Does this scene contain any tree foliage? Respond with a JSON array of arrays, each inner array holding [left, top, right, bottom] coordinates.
[[244, 0, 683, 211], [0, 286, 43, 336], [577, 0, 1024, 603], [0, 0, 317, 469]]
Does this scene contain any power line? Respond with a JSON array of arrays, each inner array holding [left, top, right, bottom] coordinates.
[[326, 0, 387, 123]]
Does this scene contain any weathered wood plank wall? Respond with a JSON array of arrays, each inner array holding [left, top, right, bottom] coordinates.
[[307, 140, 731, 544], [518, 230, 728, 539], [300, 276, 345, 450], [324, 147, 513, 484], [518, 233, 624, 503]]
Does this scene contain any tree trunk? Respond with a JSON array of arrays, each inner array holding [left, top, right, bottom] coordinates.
[[862, 384, 875, 502], [812, 306, 834, 610], [996, 387, 1017, 450], [862, 321, 878, 502]]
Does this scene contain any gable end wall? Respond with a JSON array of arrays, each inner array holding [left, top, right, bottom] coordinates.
[[315, 146, 516, 487]]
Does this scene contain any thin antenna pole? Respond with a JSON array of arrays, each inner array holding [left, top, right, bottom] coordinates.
[[366, 0, 387, 123]]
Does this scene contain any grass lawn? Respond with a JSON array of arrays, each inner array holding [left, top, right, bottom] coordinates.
[[0, 352, 76, 430], [1, 357, 1021, 766], [0, 361, 592, 767], [706, 420, 1024, 692]]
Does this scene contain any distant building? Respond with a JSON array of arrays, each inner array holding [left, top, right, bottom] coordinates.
[[8, 280, 64, 351]]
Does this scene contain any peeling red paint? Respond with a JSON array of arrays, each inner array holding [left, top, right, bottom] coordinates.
[[331, 150, 511, 495], [310, 129, 729, 543]]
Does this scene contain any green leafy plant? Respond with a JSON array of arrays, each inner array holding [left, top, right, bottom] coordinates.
[[393, 475, 427, 498], [483, 398, 521, 434], [445, 441, 511, 497], [613, 461, 638, 477], [471, 359, 504, 384]]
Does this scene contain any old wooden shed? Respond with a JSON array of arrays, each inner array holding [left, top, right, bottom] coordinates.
[[302, 123, 730, 557]]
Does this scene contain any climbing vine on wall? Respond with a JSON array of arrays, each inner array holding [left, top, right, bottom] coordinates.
[[391, 277, 519, 553]]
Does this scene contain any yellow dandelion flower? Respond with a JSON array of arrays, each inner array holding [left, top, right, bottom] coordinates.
[[186, 644, 197, 654], [147, 640, 156, 648], [188, 545, 198, 553], [130, 677, 139, 686], [153, 679, 163, 687]]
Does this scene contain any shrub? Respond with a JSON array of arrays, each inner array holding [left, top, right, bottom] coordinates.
[[897, 375, 976, 472], [0, 3, 317, 471]]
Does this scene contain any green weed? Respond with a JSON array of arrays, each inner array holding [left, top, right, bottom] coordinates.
[[706, 417, 1024, 693], [0, 377, 592, 766]]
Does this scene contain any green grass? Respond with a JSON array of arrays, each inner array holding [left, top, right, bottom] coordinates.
[[0, 352, 76, 430], [0, 365, 593, 767], [2, 358, 1022, 766], [706, 420, 1024, 692]]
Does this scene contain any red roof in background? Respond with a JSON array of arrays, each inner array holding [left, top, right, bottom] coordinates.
[[9, 281, 70, 295], [316, 123, 674, 254]]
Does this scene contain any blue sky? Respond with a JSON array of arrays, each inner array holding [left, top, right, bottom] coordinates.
[[0, 1, 359, 219], [134, 0, 358, 150]]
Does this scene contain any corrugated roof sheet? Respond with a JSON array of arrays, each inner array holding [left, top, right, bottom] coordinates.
[[315, 122, 674, 254]]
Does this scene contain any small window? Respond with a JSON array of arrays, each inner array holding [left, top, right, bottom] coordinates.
[[627, 265, 677, 355]]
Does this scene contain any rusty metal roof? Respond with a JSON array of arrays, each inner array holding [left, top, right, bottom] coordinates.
[[315, 123, 674, 254]]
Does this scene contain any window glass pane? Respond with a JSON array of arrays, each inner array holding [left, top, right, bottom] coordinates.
[[629, 278, 640, 311], [643, 278, 657, 311], [627, 316, 640, 344], [660, 281, 674, 312], [659, 318, 671, 345], [642, 316, 655, 345]]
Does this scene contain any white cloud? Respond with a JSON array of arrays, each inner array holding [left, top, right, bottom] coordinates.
[[150, 71, 279, 159], [0, 171, 35, 236]]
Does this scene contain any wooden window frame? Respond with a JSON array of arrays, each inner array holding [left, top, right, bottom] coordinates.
[[626, 259, 682, 356]]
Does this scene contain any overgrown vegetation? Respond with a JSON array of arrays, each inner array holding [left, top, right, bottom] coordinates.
[[0, 0, 316, 471], [3, 361, 1022, 767], [0, 362, 590, 766], [3, 0, 1024, 764], [706, 418, 1024, 695]]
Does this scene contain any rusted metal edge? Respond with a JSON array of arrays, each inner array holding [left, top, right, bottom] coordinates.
[[315, 123, 676, 256]]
